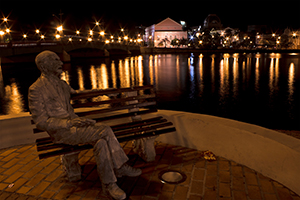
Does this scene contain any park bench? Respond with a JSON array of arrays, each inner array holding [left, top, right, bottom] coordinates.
[[32, 85, 176, 161]]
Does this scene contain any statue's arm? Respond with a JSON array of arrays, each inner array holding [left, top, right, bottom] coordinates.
[[28, 85, 70, 131]]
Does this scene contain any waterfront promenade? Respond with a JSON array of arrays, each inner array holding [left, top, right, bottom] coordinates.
[[0, 141, 299, 200]]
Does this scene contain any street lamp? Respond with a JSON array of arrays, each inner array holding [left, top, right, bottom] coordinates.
[[57, 25, 63, 32]]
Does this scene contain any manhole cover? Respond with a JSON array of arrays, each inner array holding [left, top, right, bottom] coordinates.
[[158, 170, 187, 184]]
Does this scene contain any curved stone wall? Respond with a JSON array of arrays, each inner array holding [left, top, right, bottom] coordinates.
[[153, 110, 300, 196]]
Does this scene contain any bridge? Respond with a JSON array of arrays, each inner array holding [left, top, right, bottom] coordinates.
[[0, 40, 141, 63]]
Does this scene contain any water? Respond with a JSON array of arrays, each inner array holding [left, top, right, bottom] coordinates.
[[0, 53, 299, 130]]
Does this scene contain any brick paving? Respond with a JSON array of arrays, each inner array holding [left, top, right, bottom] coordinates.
[[0, 142, 299, 200]]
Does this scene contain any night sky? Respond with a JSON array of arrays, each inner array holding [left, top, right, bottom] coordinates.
[[1, 1, 300, 35]]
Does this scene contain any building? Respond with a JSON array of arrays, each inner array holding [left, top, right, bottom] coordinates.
[[144, 17, 188, 47]]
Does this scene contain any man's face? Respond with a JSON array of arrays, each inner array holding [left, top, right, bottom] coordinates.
[[47, 53, 63, 77]]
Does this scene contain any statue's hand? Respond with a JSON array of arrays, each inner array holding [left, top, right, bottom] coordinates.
[[67, 117, 96, 127]]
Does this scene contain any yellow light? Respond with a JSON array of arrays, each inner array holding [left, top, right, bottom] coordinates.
[[276, 40, 280, 44], [105, 39, 110, 44], [55, 34, 61, 39], [88, 38, 92, 42], [36, 29, 40, 34], [96, 22, 100, 26], [257, 35, 260, 39], [100, 31, 105, 36], [292, 33, 297, 37], [199, 40, 203, 44], [0, 31, 4, 36], [41, 35, 45, 39], [57, 25, 63, 32], [124, 36, 128, 40], [76, 30, 80, 35], [69, 38, 72, 41], [272, 33, 276, 37], [3, 18, 8, 22], [23, 34, 27, 38], [5, 28, 10, 33], [110, 35, 113, 39], [89, 30, 93, 36], [130, 39, 133, 42], [121, 28, 124, 32]]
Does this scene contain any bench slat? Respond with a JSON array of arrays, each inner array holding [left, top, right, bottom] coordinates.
[[114, 122, 173, 136], [76, 101, 156, 117], [111, 117, 165, 131], [71, 85, 153, 100], [93, 108, 158, 122], [72, 94, 156, 108]]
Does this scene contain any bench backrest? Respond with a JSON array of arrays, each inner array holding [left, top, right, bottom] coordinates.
[[33, 85, 157, 133]]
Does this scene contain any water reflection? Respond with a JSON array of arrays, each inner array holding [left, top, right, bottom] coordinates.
[[4, 80, 24, 114], [219, 54, 230, 103], [0, 53, 299, 130], [288, 62, 295, 101]]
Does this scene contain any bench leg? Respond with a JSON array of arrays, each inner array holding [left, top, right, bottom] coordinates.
[[133, 136, 157, 162], [60, 152, 81, 182]]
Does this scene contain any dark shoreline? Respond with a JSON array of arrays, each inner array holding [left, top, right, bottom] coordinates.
[[141, 47, 300, 54]]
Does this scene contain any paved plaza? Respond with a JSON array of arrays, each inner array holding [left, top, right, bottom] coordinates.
[[0, 141, 299, 200]]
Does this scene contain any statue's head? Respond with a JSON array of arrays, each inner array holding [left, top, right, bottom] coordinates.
[[35, 50, 63, 77]]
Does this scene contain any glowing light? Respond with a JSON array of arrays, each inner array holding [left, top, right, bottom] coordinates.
[[3, 17, 8, 22], [88, 38, 92, 42], [23, 34, 27, 38], [100, 31, 105, 36], [55, 34, 61, 39], [57, 25, 63, 32], [40, 35, 45, 39], [105, 39, 110, 44], [36, 29, 40, 34], [124, 36, 128, 40], [0, 31, 4, 36], [76, 30, 80, 35], [89, 30, 93, 36], [199, 40, 203, 44], [272, 33, 276, 37], [110, 35, 114, 39], [5, 29, 10, 33], [96, 21, 100, 26], [69, 38, 72, 41], [292, 33, 297, 37], [121, 28, 124, 32]]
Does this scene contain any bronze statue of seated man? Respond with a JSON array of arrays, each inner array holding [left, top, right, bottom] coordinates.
[[29, 50, 141, 200]]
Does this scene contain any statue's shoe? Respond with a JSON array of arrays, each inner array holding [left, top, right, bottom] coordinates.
[[102, 183, 126, 200], [116, 164, 142, 178]]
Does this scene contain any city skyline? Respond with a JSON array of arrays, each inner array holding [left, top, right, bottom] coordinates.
[[1, 1, 300, 33]]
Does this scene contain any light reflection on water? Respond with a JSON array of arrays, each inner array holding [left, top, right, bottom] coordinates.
[[0, 53, 299, 130]]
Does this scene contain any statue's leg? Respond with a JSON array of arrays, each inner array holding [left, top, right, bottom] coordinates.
[[93, 139, 117, 184], [60, 152, 81, 182]]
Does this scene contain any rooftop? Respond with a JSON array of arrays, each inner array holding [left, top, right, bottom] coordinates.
[[0, 141, 299, 200]]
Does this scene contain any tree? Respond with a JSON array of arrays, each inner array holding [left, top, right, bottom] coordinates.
[[171, 38, 180, 47]]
